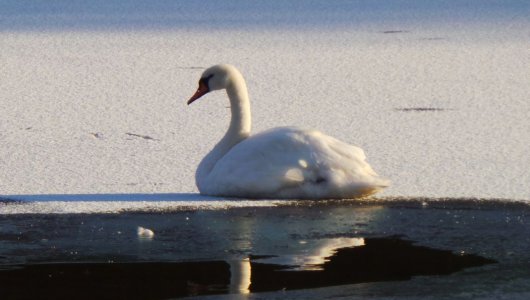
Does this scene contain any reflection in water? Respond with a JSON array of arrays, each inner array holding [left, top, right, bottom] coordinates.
[[0, 237, 495, 299], [256, 238, 365, 271], [229, 258, 251, 294], [248, 237, 495, 292]]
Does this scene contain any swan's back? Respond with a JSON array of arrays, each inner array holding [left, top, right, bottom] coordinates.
[[200, 127, 389, 199]]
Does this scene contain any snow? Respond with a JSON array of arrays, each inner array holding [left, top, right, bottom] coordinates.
[[1, 1, 529, 208], [0, 193, 297, 214]]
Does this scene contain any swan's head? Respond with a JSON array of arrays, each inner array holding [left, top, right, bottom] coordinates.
[[187, 64, 242, 105]]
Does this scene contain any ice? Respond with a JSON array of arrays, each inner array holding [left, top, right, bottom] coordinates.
[[1, 1, 529, 205], [0, 193, 296, 214]]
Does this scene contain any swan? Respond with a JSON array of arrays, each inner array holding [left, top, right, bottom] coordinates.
[[187, 64, 389, 199]]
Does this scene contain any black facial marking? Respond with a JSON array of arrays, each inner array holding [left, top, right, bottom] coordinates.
[[315, 177, 327, 184], [199, 74, 214, 90]]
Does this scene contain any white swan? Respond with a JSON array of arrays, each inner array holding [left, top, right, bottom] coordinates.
[[187, 64, 389, 199]]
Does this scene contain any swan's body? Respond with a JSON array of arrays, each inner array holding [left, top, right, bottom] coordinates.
[[187, 64, 389, 199]]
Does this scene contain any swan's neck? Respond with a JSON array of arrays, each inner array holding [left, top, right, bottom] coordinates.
[[196, 77, 251, 191], [226, 80, 251, 138]]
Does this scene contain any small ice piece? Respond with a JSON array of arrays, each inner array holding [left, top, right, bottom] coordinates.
[[137, 226, 154, 239]]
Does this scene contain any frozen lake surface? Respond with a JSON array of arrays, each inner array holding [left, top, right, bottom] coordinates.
[[1, 0, 529, 201]]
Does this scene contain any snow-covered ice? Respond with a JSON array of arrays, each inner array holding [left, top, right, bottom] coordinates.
[[1, 0, 529, 206]]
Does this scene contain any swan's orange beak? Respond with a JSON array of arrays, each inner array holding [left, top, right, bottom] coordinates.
[[187, 81, 209, 105]]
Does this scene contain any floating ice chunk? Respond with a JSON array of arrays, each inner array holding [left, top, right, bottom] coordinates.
[[137, 226, 154, 239]]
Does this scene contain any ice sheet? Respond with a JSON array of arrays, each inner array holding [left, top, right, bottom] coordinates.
[[1, 1, 529, 204]]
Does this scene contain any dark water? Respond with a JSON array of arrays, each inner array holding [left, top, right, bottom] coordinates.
[[0, 199, 529, 299], [0, 238, 494, 299]]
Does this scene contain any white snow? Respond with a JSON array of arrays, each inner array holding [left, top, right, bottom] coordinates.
[[0, 193, 298, 214], [1, 1, 529, 210]]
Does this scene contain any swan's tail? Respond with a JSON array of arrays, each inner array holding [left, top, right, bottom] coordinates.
[[351, 177, 390, 198], [352, 185, 385, 198]]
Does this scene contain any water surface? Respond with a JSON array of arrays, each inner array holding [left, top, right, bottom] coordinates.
[[1, 198, 528, 299]]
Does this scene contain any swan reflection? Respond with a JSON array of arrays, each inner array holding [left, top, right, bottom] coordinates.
[[256, 237, 365, 271], [228, 237, 366, 294], [229, 258, 251, 294], [225, 236, 495, 295], [0, 237, 494, 299]]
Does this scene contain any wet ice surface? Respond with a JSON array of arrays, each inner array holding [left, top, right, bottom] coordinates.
[[0, 199, 529, 299]]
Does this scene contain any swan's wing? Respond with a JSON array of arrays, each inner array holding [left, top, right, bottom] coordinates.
[[205, 127, 311, 196], [206, 127, 388, 198]]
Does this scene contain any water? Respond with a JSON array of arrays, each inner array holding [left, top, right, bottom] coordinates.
[[1, 198, 529, 299]]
